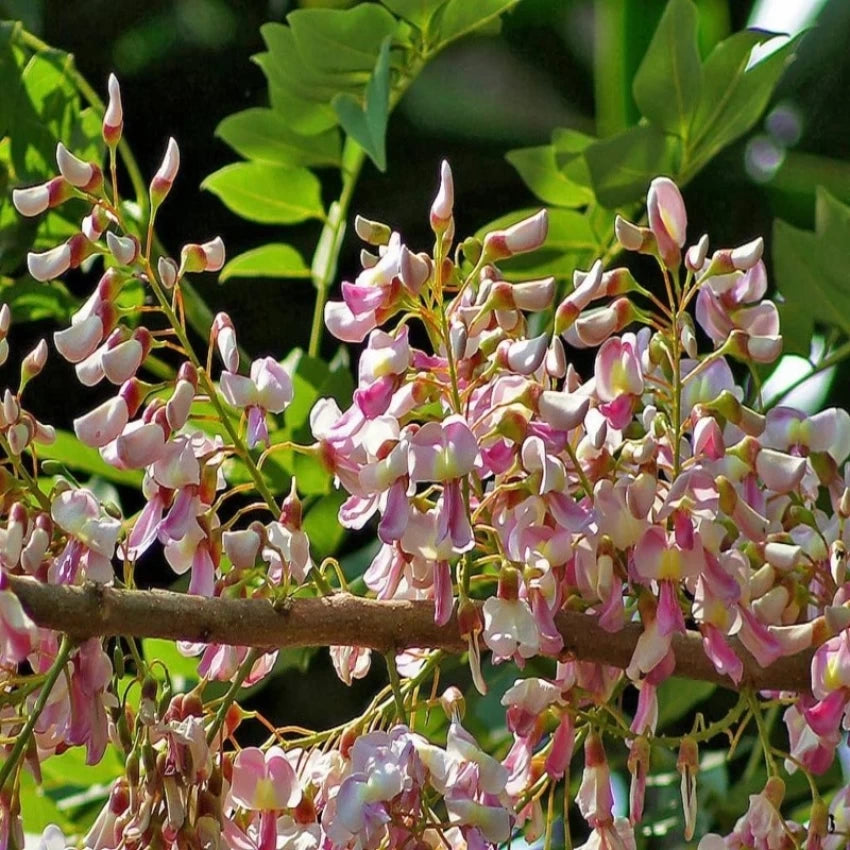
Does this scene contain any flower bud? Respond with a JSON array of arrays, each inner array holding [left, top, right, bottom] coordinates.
[[82, 206, 111, 241], [20, 339, 47, 389], [212, 313, 238, 372], [27, 242, 71, 281], [677, 737, 699, 841], [354, 214, 392, 246], [13, 177, 74, 217], [150, 137, 180, 208], [103, 73, 123, 148], [280, 479, 303, 530], [615, 215, 653, 252], [647, 176, 687, 269], [179, 236, 225, 275], [56, 143, 102, 192], [430, 159, 454, 233], [158, 256, 178, 289], [483, 210, 548, 261], [399, 245, 430, 294], [0, 304, 10, 338], [106, 231, 139, 266], [686, 234, 709, 271]]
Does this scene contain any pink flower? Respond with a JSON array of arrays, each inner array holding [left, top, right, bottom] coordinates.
[[482, 596, 540, 662], [231, 747, 301, 811], [220, 357, 293, 448], [647, 177, 687, 269], [0, 569, 38, 664], [408, 415, 479, 483], [50, 489, 121, 584]]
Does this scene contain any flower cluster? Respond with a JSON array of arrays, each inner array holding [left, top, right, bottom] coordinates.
[[2, 74, 850, 850]]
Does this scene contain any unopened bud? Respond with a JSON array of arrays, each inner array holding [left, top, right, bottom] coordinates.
[[106, 231, 139, 266], [685, 234, 709, 271], [461, 236, 482, 265], [103, 74, 123, 148], [13, 177, 74, 217], [20, 339, 48, 388], [730, 237, 764, 271], [483, 210, 548, 261], [615, 215, 651, 252], [354, 215, 391, 246], [150, 137, 180, 208], [430, 159, 454, 233], [158, 256, 178, 289], [399, 246, 430, 294], [647, 176, 687, 270], [56, 143, 102, 192], [212, 313, 238, 372], [180, 236, 225, 275], [280, 479, 302, 530], [677, 738, 699, 841]]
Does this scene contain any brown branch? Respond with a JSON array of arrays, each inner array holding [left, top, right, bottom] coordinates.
[[9, 576, 813, 692]]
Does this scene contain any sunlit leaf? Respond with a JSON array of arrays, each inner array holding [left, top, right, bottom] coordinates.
[[333, 37, 392, 171], [216, 108, 341, 168], [632, 0, 702, 138], [774, 189, 850, 355], [381, 0, 448, 30], [506, 144, 593, 208], [220, 243, 312, 282], [434, 0, 518, 47], [202, 162, 325, 224], [688, 32, 803, 171], [288, 3, 398, 75], [584, 124, 680, 208]]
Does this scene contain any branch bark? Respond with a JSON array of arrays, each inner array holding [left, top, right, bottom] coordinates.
[[9, 575, 813, 692]]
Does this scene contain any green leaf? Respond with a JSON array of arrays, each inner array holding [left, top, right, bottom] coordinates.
[[39, 430, 144, 487], [381, 0, 448, 30], [435, 0, 517, 47], [304, 490, 348, 559], [220, 243, 311, 282], [773, 217, 850, 355], [202, 162, 325, 225], [259, 24, 365, 103], [18, 772, 74, 833], [506, 144, 594, 208], [215, 108, 341, 168], [0, 277, 75, 321], [288, 3, 398, 75], [688, 33, 803, 172], [332, 37, 391, 171], [656, 677, 716, 728], [632, 0, 702, 138], [584, 124, 680, 208]]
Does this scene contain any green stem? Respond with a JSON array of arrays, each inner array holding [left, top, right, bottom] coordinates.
[[746, 690, 777, 776], [385, 652, 407, 724], [0, 634, 73, 791], [206, 646, 260, 745], [0, 432, 51, 513]]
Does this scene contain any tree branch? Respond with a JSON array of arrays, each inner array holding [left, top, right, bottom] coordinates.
[[9, 576, 813, 693]]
